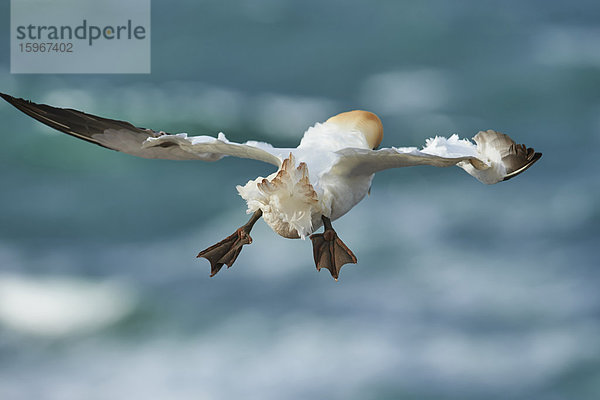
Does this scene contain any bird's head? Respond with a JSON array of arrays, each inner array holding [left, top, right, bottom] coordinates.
[[326, 110, 383, 149]]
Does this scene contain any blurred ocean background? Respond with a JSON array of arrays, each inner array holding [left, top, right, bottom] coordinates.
[[1, 1, 599, 399]]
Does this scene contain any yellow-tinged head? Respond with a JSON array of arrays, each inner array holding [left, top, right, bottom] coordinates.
[[326, 110, 383, 149]]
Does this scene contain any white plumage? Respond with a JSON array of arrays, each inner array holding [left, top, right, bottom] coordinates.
[[144, 114, 534, 238]]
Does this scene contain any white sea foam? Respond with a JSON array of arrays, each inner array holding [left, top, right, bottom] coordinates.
[[0, 274, 138, 337]]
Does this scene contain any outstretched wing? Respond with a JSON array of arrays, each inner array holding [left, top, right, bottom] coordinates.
[[0, 93, 282, 167], [330, 130, 541, 184]]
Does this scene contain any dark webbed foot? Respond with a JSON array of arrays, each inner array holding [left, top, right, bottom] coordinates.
[[309, 216, 357, 280], [197, 210, 262, 277], [197, 228, 251, 277]]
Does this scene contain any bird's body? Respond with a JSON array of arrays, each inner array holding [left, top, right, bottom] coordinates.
[[235, 118, 376, 239], [1, 93, 542, 279]]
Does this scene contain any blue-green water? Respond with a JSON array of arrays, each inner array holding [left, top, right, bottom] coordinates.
[[1, 1, 599, 399]]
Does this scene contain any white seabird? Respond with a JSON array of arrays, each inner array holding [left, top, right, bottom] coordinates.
[[1, 93, 541, 279]]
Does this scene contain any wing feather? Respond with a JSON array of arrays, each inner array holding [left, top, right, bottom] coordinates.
[[330, 131, 541, 185], [331, 147, 475, 176], [1, 92, 282, 167]]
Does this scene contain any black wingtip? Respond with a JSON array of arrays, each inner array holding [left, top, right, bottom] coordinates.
[[0, 92, 15, 103], [503, 151, 542, 181], [0, 92, 30, 110]]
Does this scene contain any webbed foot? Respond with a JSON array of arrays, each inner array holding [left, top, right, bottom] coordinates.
[[197, 210, 262, 277], [309, 216, 357, 280]]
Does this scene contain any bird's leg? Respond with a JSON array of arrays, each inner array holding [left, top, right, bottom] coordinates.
[[309, 215, 357, 280], [197, 209, 263, 277]]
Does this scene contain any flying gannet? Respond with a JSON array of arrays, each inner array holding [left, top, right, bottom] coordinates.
[[1, 93, 541, 280]]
